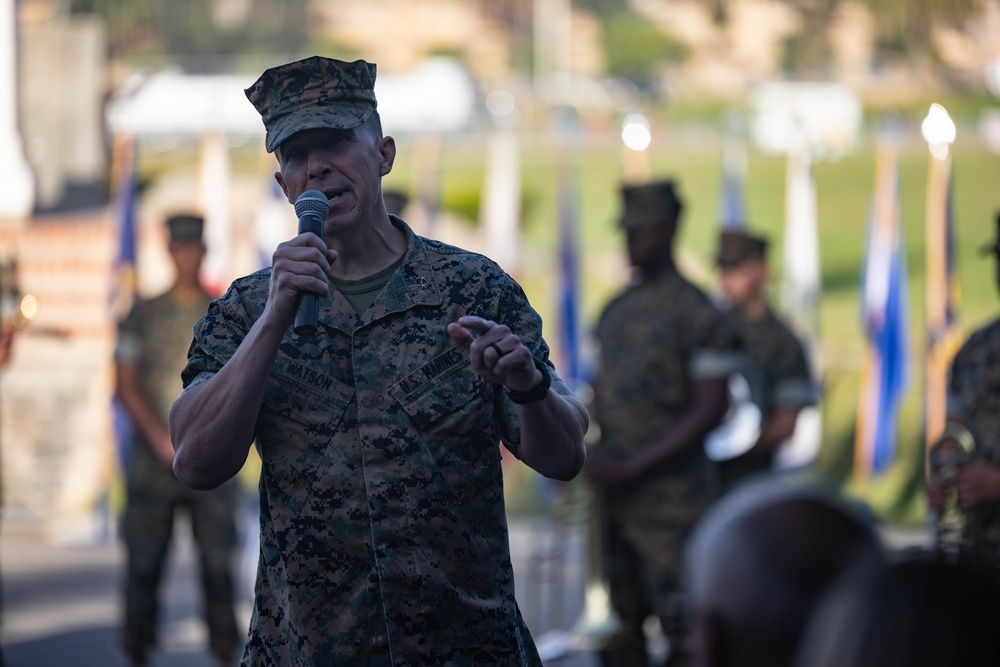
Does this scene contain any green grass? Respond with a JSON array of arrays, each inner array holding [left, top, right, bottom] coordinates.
[[172, 103, 997, 524], [386, 116, 1000, 524]]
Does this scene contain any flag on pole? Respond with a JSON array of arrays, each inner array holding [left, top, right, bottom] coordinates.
[[854, 141, 911, 478], [197, 130, 232, 296], [554, 106, 582, 389], [109, 134, 139, 321], [108, 133, 139, 475], [924, 163, 962, 449], [780, 150, 821, 341], [775, 150, 823, 470], [556, 151, 581, 389], [718, 136, 747, 230]]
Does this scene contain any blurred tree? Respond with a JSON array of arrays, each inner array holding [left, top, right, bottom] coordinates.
[[68, 0, 310, 68], [573, 0, 630, 16], [859, 0, 981, 60], [602, 10, 687, 82], [478, 0, 535, 74]]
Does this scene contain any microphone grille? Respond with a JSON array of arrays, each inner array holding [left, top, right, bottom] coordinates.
[[294, 190, 330, 218]]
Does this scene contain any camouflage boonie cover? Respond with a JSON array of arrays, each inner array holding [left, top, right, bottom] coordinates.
[[947, 318, 1000, 562], [245, 56, 378, 153], [182, 218, 571, 666]]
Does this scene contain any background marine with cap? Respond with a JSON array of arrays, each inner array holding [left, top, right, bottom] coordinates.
[[713, 229, 818, 490], [928, 211, 1000, 567], [584, 180, 738, 667], [169, 56, 587, 665], [115, 213, 240, 667]]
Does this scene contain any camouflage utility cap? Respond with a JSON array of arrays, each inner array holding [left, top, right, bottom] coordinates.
[[245, 56, 378, 153], [166, 214, 204, 244], [716, 230, 768, 267], [618, 180, 683, 232]]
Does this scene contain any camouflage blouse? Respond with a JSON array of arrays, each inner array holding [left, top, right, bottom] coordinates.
[[182, 219, 569, 666], [592, 269, 740, 520]]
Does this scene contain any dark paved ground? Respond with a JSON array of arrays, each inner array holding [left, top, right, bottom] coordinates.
[[0, 506, 929, 667]]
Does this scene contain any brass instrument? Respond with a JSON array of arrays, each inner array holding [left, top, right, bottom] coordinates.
[[928, 422, 982, 563]]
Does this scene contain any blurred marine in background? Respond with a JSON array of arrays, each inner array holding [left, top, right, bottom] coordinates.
[[115, 214, 240, 667], [714, 229, 817, 490], [928, 212, 1000, 567], [584, 181, 738, 667]]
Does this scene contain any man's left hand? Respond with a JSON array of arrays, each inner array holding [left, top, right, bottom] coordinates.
[[955, 461, 1000, 508], [447, 316, 542, 393]]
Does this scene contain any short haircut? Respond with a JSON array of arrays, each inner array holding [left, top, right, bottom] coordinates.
[[686, 477, 885, 666]]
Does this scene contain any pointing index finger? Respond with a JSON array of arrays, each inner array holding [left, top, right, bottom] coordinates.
[[456, 316, 493, 337]]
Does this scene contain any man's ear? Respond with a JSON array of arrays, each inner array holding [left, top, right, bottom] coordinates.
[[378, 136, 396, 177], [274, 171, 290, 202]]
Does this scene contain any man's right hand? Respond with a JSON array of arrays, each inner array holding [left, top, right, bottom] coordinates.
[[264, 232, 337, 328]]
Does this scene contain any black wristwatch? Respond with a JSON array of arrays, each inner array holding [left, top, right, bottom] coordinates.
[[506, 356, 552, 404]]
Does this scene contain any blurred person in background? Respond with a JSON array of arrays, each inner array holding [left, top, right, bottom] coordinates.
[[169, 56, 587, 665], [115, 214, 240, 667], [685, 477, 885, 667], [795, 557, 1000, 667], [927, 212, 1000, 567], [584, 181, 737, 667], [713, 230, 817, 491]]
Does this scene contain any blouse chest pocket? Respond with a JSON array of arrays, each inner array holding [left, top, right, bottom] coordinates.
[[262, 360, 354, 428], [388, 348, 492, 430], [389, 348, 501, 501]]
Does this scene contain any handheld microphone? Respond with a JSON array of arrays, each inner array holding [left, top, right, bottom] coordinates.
[[292, 190, 330, 336]]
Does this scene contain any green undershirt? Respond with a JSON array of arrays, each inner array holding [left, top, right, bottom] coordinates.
[[330, 256, 404, 315]]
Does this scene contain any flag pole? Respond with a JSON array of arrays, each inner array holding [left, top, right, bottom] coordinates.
[[920, 104, 957, 462]]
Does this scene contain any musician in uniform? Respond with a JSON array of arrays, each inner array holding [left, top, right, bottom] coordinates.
[[927, 213, 1000, 566], [584, 181, 739, 667], [714, 230, 818, 490]]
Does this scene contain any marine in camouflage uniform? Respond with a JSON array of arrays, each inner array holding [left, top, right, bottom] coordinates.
[[169, 57, 588, 666], [944, 319, 1000, 563], [714, 230, 818, 489], [586, 182, 739, 667], [931, 215, 1000, 565], [115, 215, 239, 667]]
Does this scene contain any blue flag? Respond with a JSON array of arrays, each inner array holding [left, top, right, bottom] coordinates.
[[109, 135, 139, 472], [855, 142, 911, 476], [719, 138, 747, 230]]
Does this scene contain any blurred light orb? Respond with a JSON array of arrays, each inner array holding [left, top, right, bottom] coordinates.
[[20, 294, 37, 320], [486, 90, 516, 117], [921, 103, 956, 160], [622, 113, 651, 151]]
